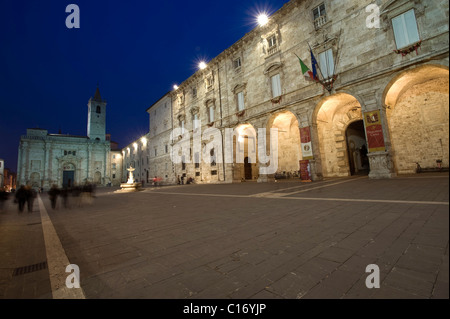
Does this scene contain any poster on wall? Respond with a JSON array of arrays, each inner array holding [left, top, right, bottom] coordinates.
[[299, 126, 314, 160], [364, 110, 386, 152], [299, 160, 312, 182]]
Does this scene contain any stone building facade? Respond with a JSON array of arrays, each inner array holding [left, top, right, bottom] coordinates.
[[17, 88, 114, 190], [122, 93, 176, 185], [165, 0, 448, 183]]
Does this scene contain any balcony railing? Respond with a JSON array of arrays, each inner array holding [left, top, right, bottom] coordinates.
[[267, 45, 279, 56], [314, 15, 327, 30]]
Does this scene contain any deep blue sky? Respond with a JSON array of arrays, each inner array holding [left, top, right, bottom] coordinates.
[[0, 0, 289, 172]]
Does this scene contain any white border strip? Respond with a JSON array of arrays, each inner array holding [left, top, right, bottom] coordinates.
[[38, 195, 86, 299]]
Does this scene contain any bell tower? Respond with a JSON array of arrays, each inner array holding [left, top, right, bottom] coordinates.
[[87, 87, 107, 141]]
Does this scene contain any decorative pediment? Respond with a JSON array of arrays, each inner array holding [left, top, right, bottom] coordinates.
[[232, 82, 247, 94], [263, 62, 283, 75], [190, 106, 199, 115], [204, 98, 216, 108], [177, 113, 185, 122]]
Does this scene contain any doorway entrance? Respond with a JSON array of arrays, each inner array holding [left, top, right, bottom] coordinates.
[[244, 157, 252, 180], [346, 120, 369, 175], [63, 171, 74, 188]]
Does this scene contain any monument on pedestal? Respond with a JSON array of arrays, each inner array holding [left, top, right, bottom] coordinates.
[[119, 165, 142, 192]]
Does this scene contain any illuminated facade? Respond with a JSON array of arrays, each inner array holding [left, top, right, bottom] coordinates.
[[167, 0, 448, 182], [17, 88, 114, 190]]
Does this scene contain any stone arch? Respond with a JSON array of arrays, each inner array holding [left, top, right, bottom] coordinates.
[[230, 123, 258, 181], [383, 64, 449, 174], [30, 172, 40, 188], [313, 93, 365, 177], [94, 171, 102, 185], [266, 110, 302, 177]]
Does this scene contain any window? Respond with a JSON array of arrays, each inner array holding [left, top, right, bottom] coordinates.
[[180, 120, 185, 132], [112, 174, 116, 179], [112, 155, 116, 159], [182, 156, 186, 171], [210, 149, 216, 167], [209, 106, 215, 123], [271, 74, 282, 98], [319, 49, 335, 79], [313, 3, 327, 29], [233, 57, 241, 69], [268, 35, 277, 48], [192, 87, 197, 99], [112, 163, 116, 169], [193, 113, 199, 130], [154, 148, 157, 157], [237, 91, 245, 111], [96, 106, 101, 114], [165, 144, 168, 154], [211, 170, 218, 176], [195, 152, 200, 169], [392, 9, 420, 49], [206, 76, 213, 90]]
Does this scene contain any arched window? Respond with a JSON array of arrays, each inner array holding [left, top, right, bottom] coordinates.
[[96, 106, 101, 114]]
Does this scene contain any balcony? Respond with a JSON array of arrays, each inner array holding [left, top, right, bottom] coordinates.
[[314, 15, 327, 30], [267, 45, 279, 56]]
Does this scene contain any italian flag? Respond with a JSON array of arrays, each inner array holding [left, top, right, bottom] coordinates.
[[295, 54, 315, 81]]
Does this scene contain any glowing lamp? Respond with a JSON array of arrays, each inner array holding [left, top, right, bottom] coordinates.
[[257, 14, 269, 26]]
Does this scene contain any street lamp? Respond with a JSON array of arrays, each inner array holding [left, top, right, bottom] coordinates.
[[257, 13, 269, 26]]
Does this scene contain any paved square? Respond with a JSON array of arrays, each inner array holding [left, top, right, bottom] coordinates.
[[0, 174, 448, 299]]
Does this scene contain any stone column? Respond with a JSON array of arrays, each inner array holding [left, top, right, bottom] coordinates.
[[361, 90, 396, 179], [43, 142, 50, 189], [302, 110, 323, 181]]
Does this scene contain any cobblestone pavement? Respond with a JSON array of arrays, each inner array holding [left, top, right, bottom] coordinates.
[[0, 174, 448, 299]]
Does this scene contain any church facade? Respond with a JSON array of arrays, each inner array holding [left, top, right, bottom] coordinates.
[[17, 88, 114, 190]]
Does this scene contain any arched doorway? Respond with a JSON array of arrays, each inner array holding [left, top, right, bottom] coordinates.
[[94, 171, 102, 185], [346, 120, 369, 175], [266, 111, 302, 178], [62, 163, 75, 188], [233, 124, 257, 181], [313, 93, 364, 177], [30, 172, 40, 189], [384, 65, 449, 174]]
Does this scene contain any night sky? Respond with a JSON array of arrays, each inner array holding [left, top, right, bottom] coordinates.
[[0, 0, 289, 172]]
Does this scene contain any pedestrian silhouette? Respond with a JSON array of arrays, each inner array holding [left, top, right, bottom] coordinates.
[[15, 186, 28, 213], [26, 186, 36, 213], [48, 185, 60, 210]]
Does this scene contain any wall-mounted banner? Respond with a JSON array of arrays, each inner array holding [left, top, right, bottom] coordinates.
[[300, 127, 314, 160], [364, 110, 386, 152], [299, 160, 312, 182]]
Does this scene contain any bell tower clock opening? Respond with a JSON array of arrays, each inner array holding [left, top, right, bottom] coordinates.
[[87, 86, 107, 141]]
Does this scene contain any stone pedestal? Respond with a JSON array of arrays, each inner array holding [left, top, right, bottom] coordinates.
[[118, 182, 142, 192], [368, 152, 396, 179]]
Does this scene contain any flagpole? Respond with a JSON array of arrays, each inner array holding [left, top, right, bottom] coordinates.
[[307, 42, 325, 82]]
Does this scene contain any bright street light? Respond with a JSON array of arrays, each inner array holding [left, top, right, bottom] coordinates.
[[257, 13, 269, 26]]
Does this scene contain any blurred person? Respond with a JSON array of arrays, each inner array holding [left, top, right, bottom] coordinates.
[[48, 185, 60, 210], [26, 186, 37, 213], [15, 185, 28, 213]]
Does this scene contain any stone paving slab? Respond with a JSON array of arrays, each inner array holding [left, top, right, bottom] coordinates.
[[0, 174, 448, 300]]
